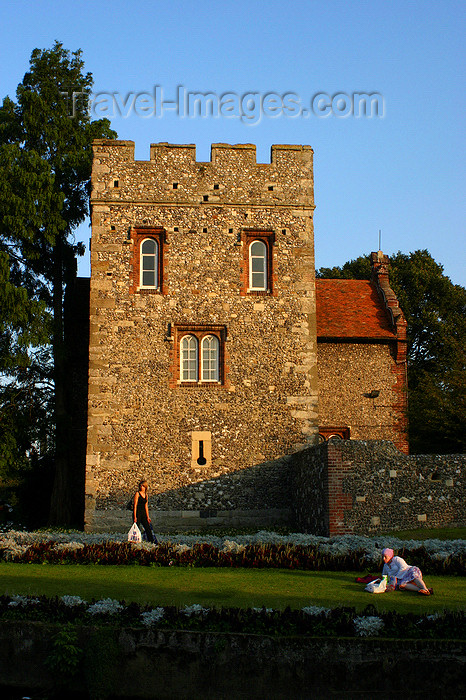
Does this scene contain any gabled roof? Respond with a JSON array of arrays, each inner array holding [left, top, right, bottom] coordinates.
[[315, 279, 396, 339]]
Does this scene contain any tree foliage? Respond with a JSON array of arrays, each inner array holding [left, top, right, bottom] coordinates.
[[317, 251, 466, 454], [0, 42, 116, 525]]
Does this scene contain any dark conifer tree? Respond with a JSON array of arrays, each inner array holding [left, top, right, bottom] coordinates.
[[0, 42, 116, 525]]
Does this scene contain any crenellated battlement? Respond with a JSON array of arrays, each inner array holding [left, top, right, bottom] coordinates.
[[92, 140, 313, 165], [91, 140, 314, 207]]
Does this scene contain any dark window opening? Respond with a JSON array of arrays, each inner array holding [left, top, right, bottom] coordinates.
[[197, 441, 207, 465], [318, 426, 351, 442]]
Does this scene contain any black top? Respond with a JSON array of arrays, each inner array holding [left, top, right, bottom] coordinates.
[[136, 493, 147, 520]]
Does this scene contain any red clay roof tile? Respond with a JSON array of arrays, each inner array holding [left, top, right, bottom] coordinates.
[[316, 279, 395, 339]]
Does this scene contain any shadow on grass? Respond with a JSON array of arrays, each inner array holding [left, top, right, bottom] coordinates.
[[0, 564, 463, 613]]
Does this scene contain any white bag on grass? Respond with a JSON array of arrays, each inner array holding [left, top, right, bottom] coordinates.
[[365, 576, 387, 593], [128, 523, 142, 543]]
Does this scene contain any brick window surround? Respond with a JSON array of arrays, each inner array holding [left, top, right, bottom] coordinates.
[[240, 229, 275, 296], [318, 426, 351, 442], [129, 226, 167, 294], [169, 324, 228, 388]]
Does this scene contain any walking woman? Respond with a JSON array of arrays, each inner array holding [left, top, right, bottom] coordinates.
[[132, 480, 157, 543]]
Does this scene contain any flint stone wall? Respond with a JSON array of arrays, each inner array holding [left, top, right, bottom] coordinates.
[[293, 439, 465, 535], [85, 141, 318, 531], [317, 342, 406, 449]]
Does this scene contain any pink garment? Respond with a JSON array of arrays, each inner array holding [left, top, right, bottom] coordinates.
[[382, 548, 394, 560]]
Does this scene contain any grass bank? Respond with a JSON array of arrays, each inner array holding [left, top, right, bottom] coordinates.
[[1, 563, 464, 614], [384, 526, 466, 540]]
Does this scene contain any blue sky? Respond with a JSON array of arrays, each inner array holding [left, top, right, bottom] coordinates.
[[2, 0, 465, 285]]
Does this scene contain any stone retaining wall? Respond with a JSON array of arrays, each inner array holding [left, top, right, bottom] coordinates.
[[89, 439, 464, 534], [0, 621, 464, 699], [293, 439, 465, 535]]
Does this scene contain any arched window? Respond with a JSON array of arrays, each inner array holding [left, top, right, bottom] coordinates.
[[180, 335, 198, 382], [173, 325, 226, 387], [140, 238, 158, 288], [249, 240, 267, 291], [201, 335, 219, 382], [130, 227, 165, 295]]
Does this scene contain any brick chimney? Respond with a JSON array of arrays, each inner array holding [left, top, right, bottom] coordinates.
[[370, 251, 409, 453], [370, 251, 407, 360]]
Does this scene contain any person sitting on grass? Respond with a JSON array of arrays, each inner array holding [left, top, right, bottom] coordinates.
[[382, 548, 433, 595]]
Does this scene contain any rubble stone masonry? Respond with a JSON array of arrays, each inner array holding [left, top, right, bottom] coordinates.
[[293, 440, 465, 535], [85, 141, 318, 531], [317, 342, 405, 448]]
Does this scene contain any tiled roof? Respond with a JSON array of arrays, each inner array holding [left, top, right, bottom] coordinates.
[[315, 279, 396, 339]]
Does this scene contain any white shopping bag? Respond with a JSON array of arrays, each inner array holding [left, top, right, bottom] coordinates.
[[128, 523, 142, 543], [365, 577, 387, 593]]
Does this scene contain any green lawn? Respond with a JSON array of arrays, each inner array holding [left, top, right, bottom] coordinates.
[[1, 563, 464, 614], [383, 526, 466, 540]]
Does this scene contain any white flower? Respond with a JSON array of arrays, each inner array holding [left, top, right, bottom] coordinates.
[[141, 607, 165, 626], [60, 595, 85, 607], [130, 541, 156, 551], [54, 542, 85, 552], [172, 544, 191, 553], [222, 540, 246, 553], [252, 607, 274, 614], [302, 605, 331, 616], [87, 598, 124, 615], [8, 595, 40, 607], [426, 613, 441, 621], [354, 616, 385, 637], [0, 539, 28, 561], [431, 551, 450, 561], [181, 604, 209, 617], [8, 595, 28, 607], [0, 529, 464, 567]]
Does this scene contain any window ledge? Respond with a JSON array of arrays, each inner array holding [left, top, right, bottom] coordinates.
[[177, 381, 224, 388]]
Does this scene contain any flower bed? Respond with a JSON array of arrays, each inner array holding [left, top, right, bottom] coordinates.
[[1, 593, 464, 640], [1, 531, 465, 697], [0, 530, 464, 574]]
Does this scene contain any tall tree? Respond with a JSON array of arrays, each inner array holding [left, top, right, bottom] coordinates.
[[0, 42, 116, 525], [0, 249, 52, 504], [317, 250, 466, 454]]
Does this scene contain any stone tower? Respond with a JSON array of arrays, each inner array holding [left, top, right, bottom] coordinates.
[[85, 141, 318, 531]]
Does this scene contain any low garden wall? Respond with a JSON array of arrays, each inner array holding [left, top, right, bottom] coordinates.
[[293, 440, 465, 535], [0, 621, 464, 699]]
